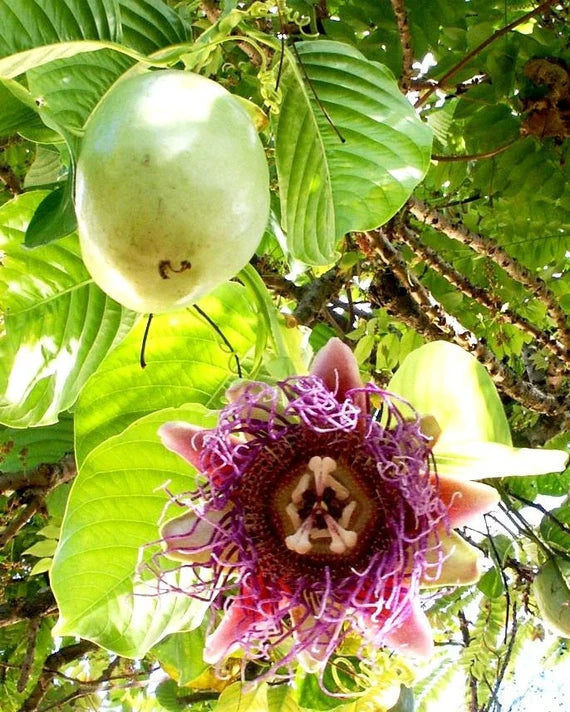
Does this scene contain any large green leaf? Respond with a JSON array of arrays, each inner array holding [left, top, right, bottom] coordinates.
[[274, 40, 432, 264], [0, 0, 186, 105], [214, 683, 270, 712], [153, 628, 209, 687], [51, 405, 214, 657], [0, 192, 137, 427], [0, 80, 37, 138], [214, 683, 306, 712], [74, 281, 258, 467], [24, 146, 66, 188], [0, 0, 187, 246], [0, 0, 186, 59], [27, 49, 134, 134], [24, 179, 78, 247], [0, 40, 126, 79], [0, 0, 120, 56], [118, 0, 188, 53], [22, 50, 134, 246]]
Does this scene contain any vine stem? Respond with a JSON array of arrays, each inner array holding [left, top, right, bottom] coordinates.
[[200, 0, 265, 65], [360, 228, 561, 414], [0, 165, 22, 195], [0, 453, 76, 494], [0, 590, 57, 629], [431, 139, 518, 162], [193, 304, 242, 378], [458, 610, 479, 712], [415, 0, 560, 108], [389, 0, 414, 91], [0, 495, 44, 549], [398, 225, 569, 369], [408, 198, 570, 353]]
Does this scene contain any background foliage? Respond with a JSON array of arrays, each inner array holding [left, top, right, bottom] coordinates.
[[1, 0, 569, 710]]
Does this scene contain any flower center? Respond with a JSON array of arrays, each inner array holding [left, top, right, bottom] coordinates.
[[283, 456, 358, 555], [270, 448, 379, 561]]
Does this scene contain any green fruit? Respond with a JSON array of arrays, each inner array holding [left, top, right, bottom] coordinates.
[[532, 558, 570, 637], [75, 70, 270, 313]]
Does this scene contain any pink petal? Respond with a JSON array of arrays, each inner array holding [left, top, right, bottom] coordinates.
[[159, 421, 240, 485], [422, 530, 482, 587], [382, 600, 434, 658], [310, 338, 364, 406], [159, 422, 208, 471], [436, 475, 500, 528], [161, 507, 228, 564], [203, 584, 278, 664]]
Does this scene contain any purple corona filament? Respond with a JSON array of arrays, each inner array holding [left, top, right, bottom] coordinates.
[[158, 338, 500, 678]]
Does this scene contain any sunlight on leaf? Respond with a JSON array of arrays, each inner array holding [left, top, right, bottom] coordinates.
[[388, 341, 511, 447], [0, 192, 136, 427], [274, 40, 432, 264], [51, 405, 216, 657], [74, 281, 258, 467]]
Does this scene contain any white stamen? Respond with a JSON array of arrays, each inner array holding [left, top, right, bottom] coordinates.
[[327, 474, 350, 500], [324, 513, 358, 554], [310, 528, 331, 539], [285, 516, 314, 554], [308, 455, 337, 496], [284, 455, 359, 556], [339, 500, 357, 528], [286, 503, 301, 529], [291, 472, 311, 504]]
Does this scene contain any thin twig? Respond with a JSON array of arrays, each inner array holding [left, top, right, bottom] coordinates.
[[408, 198, 570, 353], [398, 225, 568, 369], [415, 0, 559, 108], [485, 603, 518, 712], [389, 0, 414, 91], [0, 495, 44, 549], [410, 74, 490, 92], [200, 0, 264, 65], [458, 610, 479, 712], [495, 505, 562, 561], [484, 515, 510, 644], [0, 453, 76, 495], [360, 229, 561, 414], [506, 489, 570, 538], [431, 139, 518, 162]]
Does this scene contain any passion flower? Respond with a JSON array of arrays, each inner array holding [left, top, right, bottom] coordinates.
[[157, 338, 504, 672], [76, 70, 270, 314]]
